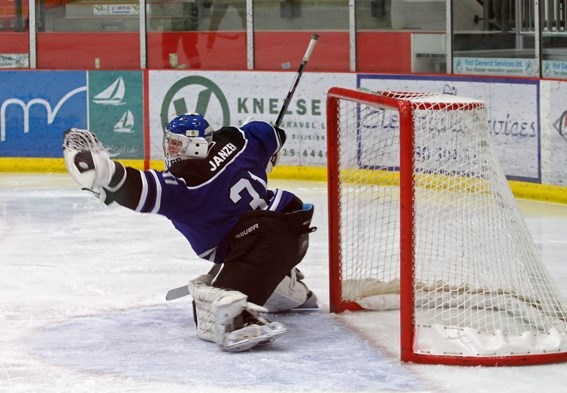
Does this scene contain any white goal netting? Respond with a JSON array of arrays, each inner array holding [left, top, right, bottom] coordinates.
[[327, 88, 567, 365]]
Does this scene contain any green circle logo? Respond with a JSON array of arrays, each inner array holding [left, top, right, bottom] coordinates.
[[160, 76, 230, 129]]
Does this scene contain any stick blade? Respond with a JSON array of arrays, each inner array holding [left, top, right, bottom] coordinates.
[[165, 285, 190, 301]]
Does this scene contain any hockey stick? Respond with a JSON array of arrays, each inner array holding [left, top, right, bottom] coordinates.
[[165, 263, 222, 301], [275, 34, 320, 128]]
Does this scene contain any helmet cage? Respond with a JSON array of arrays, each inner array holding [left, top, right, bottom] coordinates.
[[163, 132, 210, 159], [163, 113, 213, 163]]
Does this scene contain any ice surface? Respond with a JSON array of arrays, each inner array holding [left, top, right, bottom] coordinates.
[[2, 174, 567, 393]]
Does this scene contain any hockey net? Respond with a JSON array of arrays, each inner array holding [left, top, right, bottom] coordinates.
[[326, 87, 567, 366]]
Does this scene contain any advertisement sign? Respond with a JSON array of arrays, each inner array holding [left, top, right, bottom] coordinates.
[[542, 60, 567, 79], [0, 54, 29, 69], [358, 75, 540, 182], [2, 69, 563, 187], [88, 71, 144, 158], [0, 71, 87, 157], [148, 70, 355, 166], [453, 57, 538, 77], [93, 4, 139, 15], [542, 80, 567, 185]]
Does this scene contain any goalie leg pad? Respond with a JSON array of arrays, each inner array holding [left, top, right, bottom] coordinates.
[[188, 278, 246, 343], [188, 278, 287, 352], [263, 269, 317, 312]]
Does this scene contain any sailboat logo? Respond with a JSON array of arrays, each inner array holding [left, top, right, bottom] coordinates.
[[93, 77, 126, 105], [114, 110, 134, 133]]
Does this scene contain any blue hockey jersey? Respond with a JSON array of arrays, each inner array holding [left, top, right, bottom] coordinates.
[[111, 120, 297, 263]]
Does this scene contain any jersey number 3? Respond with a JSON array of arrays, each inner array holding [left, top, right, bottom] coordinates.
[[230, 178, 268, 210]]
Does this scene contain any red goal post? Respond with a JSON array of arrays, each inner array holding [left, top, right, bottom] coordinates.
[[326, 87, 567, 366]]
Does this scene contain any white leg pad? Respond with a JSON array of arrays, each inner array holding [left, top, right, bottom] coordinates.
[[188, 278, 287, 352], [263, 270, 313, 312], [188, 279, 247, 344]]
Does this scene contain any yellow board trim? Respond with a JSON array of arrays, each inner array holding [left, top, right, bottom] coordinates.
[[0, 157, 146, 172], [2, 158, 567, 205]]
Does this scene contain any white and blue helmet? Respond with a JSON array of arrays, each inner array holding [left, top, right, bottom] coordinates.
[[163, 113, 213, 167]]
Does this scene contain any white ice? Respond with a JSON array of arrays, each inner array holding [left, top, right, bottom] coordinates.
[[1, 174, 567, 393]]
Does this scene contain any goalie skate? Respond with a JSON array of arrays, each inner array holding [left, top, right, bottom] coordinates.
[[222, 310, 287, 353]]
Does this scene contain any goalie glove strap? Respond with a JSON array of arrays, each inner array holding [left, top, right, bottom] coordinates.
[[105, 162, 126, 193]]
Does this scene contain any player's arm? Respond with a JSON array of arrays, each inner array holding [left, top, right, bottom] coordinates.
[[241, 120, 286, 173]]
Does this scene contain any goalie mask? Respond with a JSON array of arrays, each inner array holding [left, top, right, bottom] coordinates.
[[163, 113, 213, 167]]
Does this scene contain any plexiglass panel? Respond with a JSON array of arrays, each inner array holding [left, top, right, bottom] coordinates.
[[146, 0, 246, 70], [540, 1, 567, 79], [356, 0, 446, 74], [253, 0, 349, 71], [452, 0, 537, 77], [36, 0, 140, 69], [0, 0, 29, 68]]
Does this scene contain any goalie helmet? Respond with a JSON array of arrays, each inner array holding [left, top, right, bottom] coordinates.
[[163, 113, 214, 167]]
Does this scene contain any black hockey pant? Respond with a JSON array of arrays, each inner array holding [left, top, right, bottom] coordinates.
[[213, 205, 315, 306]]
